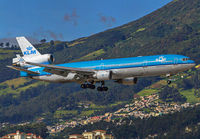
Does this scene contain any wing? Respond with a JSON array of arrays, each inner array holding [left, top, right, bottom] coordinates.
[[26, 62, 96, 78]]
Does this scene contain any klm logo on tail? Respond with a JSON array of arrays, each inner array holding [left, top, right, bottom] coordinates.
[[24, 46, 36, 55]]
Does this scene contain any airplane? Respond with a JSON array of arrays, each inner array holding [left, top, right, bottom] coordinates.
[[7, 37, 196, 91]]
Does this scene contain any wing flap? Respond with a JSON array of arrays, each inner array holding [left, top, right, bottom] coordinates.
[[43, 68, 70, 76], [26, 62, 96, 76]]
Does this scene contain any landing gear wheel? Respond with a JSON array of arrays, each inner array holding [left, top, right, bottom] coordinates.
[[81, 84, 95, 89], [97, 87, 103, 91], [97, 81, 108, 91], [81, 84, 87, 89], [167, 80, 172, 85], [90, 84, 96, 89], [86, 84, 91, 88], [134, 77, 138, 84], [102, 87, 108, 91]]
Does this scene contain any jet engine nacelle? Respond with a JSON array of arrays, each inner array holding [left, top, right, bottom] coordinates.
[[116, 77, 138, 85], [13, 54, 54, 67], [93, 70, 112, 80]]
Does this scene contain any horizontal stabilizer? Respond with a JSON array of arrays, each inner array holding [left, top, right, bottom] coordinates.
[[7, 65, 40, 75]]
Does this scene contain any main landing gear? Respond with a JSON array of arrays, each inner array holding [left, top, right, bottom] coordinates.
[[81, 83, 95, 89], [97, 81, 108, 91], [80, 81, 108, 91]]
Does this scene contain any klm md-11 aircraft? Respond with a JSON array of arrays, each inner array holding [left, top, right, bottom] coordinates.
[[7, 37, 195, 91]]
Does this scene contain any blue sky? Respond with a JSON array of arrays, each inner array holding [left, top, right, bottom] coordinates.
[[0, 0, 172, 41]]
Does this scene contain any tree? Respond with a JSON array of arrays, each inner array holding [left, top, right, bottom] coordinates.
[[40, 39, 46, 43], [0, 43, 4, 47], [193, 70, 200, 97], [178, 79, 193, 90], [50, 40, 54, 46], [5, 42, 10, 47], [159, 86, 186, 102]]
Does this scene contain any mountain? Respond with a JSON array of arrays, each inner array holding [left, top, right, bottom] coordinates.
[[0, 0, 200, 124], [0, 37, 39, 48]]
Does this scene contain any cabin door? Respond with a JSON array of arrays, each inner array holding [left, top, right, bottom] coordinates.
[[143, 60, 148, 75]]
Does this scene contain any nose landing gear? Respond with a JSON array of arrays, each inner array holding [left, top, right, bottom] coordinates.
[[166, 74, 172, 85], [97, 81, 108, 91], [167, 80, 172, 85]]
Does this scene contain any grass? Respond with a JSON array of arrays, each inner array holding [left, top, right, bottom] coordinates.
[[4, 77, 30, 88], [89, 103, 106, 109], [0, 49, 21, 60], [0, 49, 20, 53], [109, 101, 125, 107], [89, 101, 126, 109], [54, 110, 78, 119], [0, 78, 48, 96], [80, 110, 95, 116], [150, 80, 167, 89], [73, 49, 105, 62], [137, 89, 158, 96], [136, 28, 146, 32], [18, 81, 48, 92], [68, 41, 85, 47], [180, 89, 200, 104]]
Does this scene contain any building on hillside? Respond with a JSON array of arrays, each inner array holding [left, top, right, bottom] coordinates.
[[0, 130, 42, 139], [68, 134, 84, 139], [69, 130, 114, 139]]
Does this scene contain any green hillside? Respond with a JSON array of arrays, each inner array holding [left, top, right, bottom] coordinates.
[[0, 0, 200, 124]]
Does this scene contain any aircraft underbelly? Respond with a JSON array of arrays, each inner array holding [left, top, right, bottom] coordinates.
[[32, 64, 194, 83], [112, 64, 189, 79], [143, 65, 174, 76], [111, 67, 144, 79]]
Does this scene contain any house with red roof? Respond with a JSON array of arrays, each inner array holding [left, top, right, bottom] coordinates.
[[0, 130, 42, 139]]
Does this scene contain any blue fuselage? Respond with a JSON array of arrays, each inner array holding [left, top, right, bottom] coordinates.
[[23, 54, 195, 78]]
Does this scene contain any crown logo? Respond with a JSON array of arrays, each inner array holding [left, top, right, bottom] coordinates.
[[26, 46, 33, 50], [156, 56, 166, 62]]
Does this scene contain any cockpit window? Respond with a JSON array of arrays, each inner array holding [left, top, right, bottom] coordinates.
[[182, 58, 189, 61]]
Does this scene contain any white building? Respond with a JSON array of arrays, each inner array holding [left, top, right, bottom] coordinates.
[[1, 130, 42, 139]]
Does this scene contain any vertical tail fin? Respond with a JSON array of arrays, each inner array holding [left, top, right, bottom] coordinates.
[[16, 37, 41, 56]]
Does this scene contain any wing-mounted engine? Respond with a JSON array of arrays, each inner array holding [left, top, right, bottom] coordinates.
[[93, 70, 112, 80], [116, 77, 138, 85], [12, 54, 54, 67]]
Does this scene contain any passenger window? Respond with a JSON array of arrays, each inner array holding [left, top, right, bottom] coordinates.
[[182, 58, 189, 61]]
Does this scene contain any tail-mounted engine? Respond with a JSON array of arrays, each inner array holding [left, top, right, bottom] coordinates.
[[13, 54, 54, 67]]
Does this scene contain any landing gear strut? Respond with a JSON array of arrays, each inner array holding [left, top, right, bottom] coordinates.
[[81, 82, 95, 89], [97, 81, 108, 91], [81, 81, 108, 91], [166, 74, 172, 85], [167, 80, 172, 85]]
